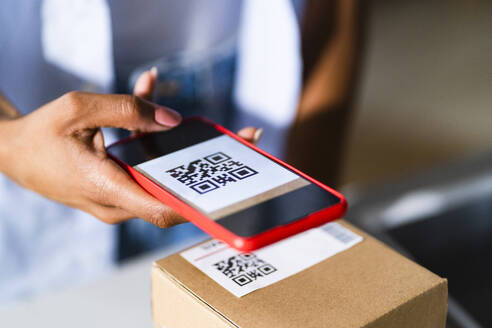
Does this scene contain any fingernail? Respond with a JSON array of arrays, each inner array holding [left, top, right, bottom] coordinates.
[[253, 128, 264, 144], [154, 106, 182, 127], [150, 66, 158, 78]]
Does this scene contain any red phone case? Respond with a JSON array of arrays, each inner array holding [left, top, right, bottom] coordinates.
[[107, 117, 347, 252]]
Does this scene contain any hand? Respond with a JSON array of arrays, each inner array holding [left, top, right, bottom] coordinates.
[[0, 91, 185, 227], [0, 69, 261, 228]]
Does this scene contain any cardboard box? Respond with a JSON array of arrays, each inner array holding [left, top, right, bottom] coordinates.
[[151, 221, 447, 328]]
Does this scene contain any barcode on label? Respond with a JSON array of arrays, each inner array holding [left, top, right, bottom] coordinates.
[[213, 253, 277, 287], [321, 223, 359, 244]]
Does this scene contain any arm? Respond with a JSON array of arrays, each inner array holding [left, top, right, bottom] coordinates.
[[287, 0, 366, 187]]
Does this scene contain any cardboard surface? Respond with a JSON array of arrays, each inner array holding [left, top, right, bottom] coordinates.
[[152, 221, 447, 328]]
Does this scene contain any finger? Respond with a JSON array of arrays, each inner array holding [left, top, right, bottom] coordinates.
[[64, 92, 181, 132], [133, 67, 157, 101], [93, 159, 187, 228], [237, 127, 263, 145]]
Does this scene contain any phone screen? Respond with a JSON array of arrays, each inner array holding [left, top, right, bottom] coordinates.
[[107, 120, 340, 237]]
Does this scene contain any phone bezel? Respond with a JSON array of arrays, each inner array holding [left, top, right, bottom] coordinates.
[[106, 116, 347, 251]]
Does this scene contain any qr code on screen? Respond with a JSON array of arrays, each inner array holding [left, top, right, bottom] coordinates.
[[166, 152, 258, 194], [213, 253, 277, 287]]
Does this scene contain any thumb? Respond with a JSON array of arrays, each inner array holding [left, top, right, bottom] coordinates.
[[65, 92, 181, 132]]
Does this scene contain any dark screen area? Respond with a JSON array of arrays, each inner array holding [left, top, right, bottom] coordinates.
[[107, 119, 340, 237], [216, 184, 340, 237]]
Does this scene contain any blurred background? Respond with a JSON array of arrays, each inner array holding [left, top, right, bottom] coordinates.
[[344, 0, 492, 186], [1, 1, 491, 327]]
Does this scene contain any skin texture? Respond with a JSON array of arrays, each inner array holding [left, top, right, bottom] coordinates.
[[0, 69, 258, 227]]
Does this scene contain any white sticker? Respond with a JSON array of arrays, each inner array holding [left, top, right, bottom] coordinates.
[[135, 135, 300, 215], [180, 222, 363, 297]]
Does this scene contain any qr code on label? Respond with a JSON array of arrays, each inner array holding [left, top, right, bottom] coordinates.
[[213, 253, 277, 287], [166, 152, 258, 194]]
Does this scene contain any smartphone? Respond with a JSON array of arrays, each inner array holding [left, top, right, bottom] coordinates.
[[106, 117, 347, 251]]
